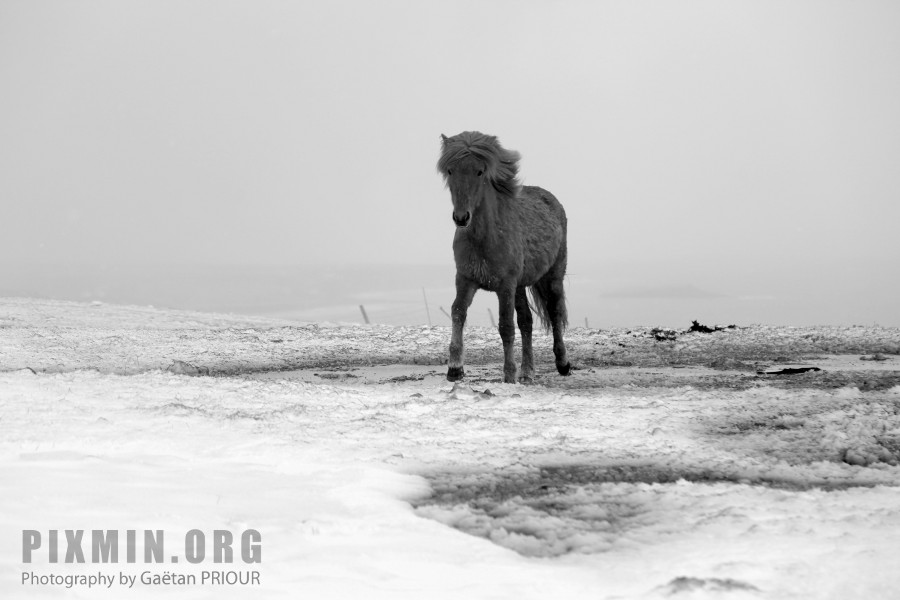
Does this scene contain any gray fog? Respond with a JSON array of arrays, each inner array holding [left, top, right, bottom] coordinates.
[[2, 1, 898, 326]]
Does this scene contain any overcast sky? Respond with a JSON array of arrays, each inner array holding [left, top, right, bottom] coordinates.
[[1, 1, 898, 322]]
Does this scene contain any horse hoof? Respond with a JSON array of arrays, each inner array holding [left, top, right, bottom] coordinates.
[[518, 376, 534, 385], [447, 366, 464, 381], [557, 362, 571, 376]]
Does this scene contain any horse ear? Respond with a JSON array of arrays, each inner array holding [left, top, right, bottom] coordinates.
[[440, 134, 448, 144]]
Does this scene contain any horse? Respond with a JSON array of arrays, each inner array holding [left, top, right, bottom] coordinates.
[[436, 131, 571, 384]]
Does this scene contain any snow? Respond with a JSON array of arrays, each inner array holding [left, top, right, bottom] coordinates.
[[1, 297, 900, 599]]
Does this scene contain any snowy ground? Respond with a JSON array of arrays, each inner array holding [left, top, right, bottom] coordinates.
[[2, 297, 900, 599]]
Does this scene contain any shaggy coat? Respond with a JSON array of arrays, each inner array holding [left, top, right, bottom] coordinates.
[[437, 131, 570, 383]]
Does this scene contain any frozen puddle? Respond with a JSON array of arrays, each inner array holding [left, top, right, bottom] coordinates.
[[412, 463, 892, 559]]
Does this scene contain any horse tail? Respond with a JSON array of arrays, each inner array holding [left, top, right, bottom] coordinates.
[[529, 278, 567, 333]]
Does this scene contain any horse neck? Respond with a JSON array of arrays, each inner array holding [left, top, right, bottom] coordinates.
[[468, 188, 503, 243]]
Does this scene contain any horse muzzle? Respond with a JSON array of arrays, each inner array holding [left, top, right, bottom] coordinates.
[[452, 210, 471, 228]]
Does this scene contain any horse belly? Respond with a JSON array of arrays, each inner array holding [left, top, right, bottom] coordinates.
[[518, 200, 564, 285], [520, 241, 560, 285]]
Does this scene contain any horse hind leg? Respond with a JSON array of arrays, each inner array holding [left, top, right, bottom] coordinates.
[[515, 286, 534, 383], [549, 275, 571, 375], [534, 272, 570, 376]]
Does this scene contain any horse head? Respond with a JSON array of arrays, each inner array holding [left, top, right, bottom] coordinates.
[[443, 150, 487, 229], [437, 131, 521, 229]]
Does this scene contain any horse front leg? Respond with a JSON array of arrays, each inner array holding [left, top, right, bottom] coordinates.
[[447, 275, 477, 381], [515, 286, 534, 383], [497, 285, 517, 383]]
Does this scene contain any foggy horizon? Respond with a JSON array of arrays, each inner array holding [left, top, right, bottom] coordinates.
[[3, 256, 896, 328], [2, 1, 898, 326]]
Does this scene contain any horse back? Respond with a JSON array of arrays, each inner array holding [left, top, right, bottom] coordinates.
[[518, 185, 566, 225]]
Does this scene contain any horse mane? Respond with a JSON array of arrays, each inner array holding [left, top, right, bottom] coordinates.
[[436, 131, 522, 199]]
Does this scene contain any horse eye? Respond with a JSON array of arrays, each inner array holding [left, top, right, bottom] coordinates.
[[447, 169, 452, 176], [477, 170, 483, 177]]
